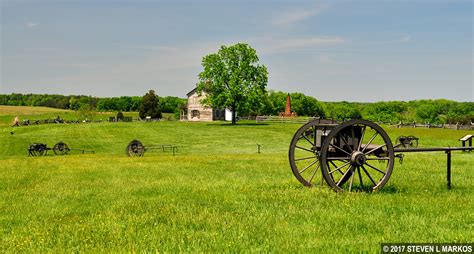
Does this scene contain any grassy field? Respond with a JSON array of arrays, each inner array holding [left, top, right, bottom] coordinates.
[[0, 105, 142, 128], [0, 106, 473, 252]]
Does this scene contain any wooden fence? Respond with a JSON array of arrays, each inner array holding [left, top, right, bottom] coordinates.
[[255, 116, 319, 124]]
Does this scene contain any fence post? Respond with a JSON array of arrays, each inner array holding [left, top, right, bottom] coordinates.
[[446, 150, 451, 189]]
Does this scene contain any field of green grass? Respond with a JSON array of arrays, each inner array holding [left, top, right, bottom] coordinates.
[[0, 105, 141, 128], [1, 106, 473, 252]]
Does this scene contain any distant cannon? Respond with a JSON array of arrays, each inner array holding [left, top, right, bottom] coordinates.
[[126, 139, 178, 157], [395, 135, 419, 148], [28, 142, 94, 156]]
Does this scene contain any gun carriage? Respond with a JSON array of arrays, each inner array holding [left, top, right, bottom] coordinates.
[[28, 142, 95, 156], [395, 135, 419, 148], [289, 119, 472, 192], [126, 139, 178, 157]]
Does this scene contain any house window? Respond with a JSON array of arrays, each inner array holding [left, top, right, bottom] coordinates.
[[191, 110, 200, 119]]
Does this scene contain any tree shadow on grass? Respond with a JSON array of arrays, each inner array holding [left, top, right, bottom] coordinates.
[[377, 185, 404, 194]]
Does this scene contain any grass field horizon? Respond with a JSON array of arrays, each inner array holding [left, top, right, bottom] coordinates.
[[1, 106, 473, 252]]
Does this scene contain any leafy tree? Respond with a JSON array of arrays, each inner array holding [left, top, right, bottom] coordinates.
[[139, 90, 162, 119], [116, 111, 124, 121], [324, 102, 361, 120], [197, 43, 268, 124], [362, 101, 407, 123], [290, 93, 324, 117], [130, 97, 142, 111], [77, 104, 96, 121], [160, 96, 187, 113]]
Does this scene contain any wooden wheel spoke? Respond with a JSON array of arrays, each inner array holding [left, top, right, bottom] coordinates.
[[329, 143, 351, 156], [308, 163, 321, 184], [351, 126, 356, 150], [329, 160, 345, 174], [348, 166, 355, 191], [326, 157, 350, 161], [357, 126, 366, 151], [357, 167, 363, 186], [339, 134, 353, 153], [336, 166, 353, 186], [361, 165, 376, 187], [362, 132, 378, 153], [298, 160, 319, 174], [302, 133, 315, 147], [295, 155, 317, 161], [364, 143, 388, 155], [329, 161, 351, 175], [365, 162, 386, 175], [295, 145, 314, 154]]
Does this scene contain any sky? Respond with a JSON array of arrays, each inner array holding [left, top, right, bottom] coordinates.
[[0, 0, 472, 102]]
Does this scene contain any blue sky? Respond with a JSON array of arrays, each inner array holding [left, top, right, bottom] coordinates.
[[1, 0, 472, 102]]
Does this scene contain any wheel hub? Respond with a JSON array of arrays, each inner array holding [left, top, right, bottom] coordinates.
[[351, 151, 366, 166]]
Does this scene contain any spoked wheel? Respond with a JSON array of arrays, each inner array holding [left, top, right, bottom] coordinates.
[[395, 135, 406, 148], [53, 142, 70, 155], [320, 119, 394, 192], [126, 140, 145, 157], [289, 120, 338, 187], [28, 143, 47, 156], [407, 135, 419, 147]]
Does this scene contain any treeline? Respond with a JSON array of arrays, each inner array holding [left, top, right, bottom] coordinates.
[[0, 92, 472, 124], [0, 94, 186, 115], [255, 91, 473, 124]]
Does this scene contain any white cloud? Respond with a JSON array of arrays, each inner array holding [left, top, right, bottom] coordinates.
[[367, 34, 412, 45], [254, 36, 345, 54], [25, 22, 38, 28], [35, 35, 346, 96], [272, 5, 329, 27]]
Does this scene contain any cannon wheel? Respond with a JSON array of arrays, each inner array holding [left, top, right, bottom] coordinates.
[[53, 142, 70, 155], [320, 119, 395, 192], [396, 135, 406, 147], [126, 140, 145, 157], [407, 135, 419, 147], [289, 120, 337, 187], [28, 143, 47, 156]]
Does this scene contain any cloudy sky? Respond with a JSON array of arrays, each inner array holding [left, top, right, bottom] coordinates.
[[1, 0, 472, 102]]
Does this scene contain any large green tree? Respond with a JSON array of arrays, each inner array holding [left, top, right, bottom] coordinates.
[[196, 43, 268, 124], [139, 90, 162, 119]]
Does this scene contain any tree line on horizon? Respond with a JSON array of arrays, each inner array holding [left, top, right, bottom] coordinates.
[[0, 92, 472, 124]]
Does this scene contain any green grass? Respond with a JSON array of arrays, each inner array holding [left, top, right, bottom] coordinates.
[[0, 105, 142, 128], [0, 107, 473, 252]]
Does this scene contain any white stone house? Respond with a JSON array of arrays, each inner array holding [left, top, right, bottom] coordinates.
[[181, 88, 233, 121]]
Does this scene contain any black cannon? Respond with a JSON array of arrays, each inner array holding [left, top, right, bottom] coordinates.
[[289, 119, 472, 192], [28, 142, 94, 156], [395, 135, 419, 148], [126, 139, 178, 157]]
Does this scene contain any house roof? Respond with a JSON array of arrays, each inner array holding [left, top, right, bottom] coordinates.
[[186, 87, 198, 97]]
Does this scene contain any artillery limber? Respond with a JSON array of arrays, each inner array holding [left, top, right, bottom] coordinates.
[[126, 139, 178, 157], [28, 142, 95, 156], [289, 119, 472, 192]]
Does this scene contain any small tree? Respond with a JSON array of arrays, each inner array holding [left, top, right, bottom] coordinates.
[[139, 90, 162, 119], [197, 43, 268, 124], [77, 104, 96, 121], [116, 111, 124, 121]]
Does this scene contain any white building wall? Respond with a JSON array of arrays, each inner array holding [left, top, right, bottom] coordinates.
[[225, 108, 235, 121]]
